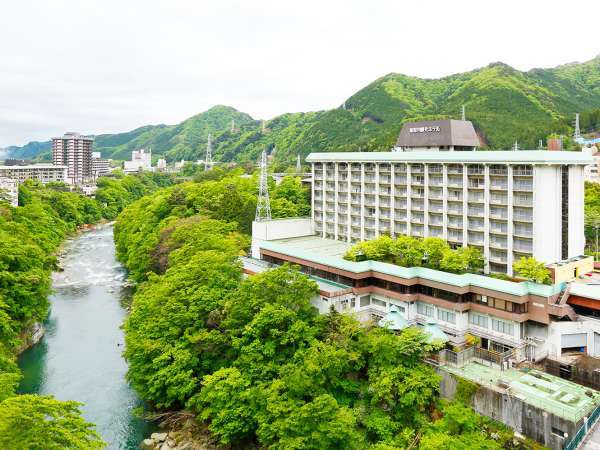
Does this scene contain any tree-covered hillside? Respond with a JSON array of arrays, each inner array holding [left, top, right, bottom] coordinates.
[[7, 56, 600, 169]]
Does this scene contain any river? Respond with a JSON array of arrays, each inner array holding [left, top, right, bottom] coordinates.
[[18, 223, 155, 449]]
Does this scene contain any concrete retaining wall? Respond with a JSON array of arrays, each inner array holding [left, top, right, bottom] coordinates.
[[437, 368, 582, 450]]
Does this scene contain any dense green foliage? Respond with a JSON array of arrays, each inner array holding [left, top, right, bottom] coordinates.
[[585, 182, 600, 252], [512, 257, 551, 284], [9, 57, 600, 168], [344, 235, 485, 274], [0, 395, 104, 449], [0, 173, 174, 448], [116, 172, 537, 449], [114, 170, 310, 282]]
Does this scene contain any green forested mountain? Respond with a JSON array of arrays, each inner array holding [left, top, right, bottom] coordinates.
[[6, 56, 600, 169]]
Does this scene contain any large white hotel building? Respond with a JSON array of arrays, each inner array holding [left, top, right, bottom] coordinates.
[[306, 120, 592, 275]]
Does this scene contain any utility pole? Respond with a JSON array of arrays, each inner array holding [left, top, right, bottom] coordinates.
[[296, 154, 302, 173], [513, 140, 519, 151], [255, 149, 271, 222], [230, 119, 235, 133], [538, 139, 543, 150], [204, 133, 212, 171], [574, 113, 581, 140], [461, 105, 466, 121], [261, 121, 266, 133]]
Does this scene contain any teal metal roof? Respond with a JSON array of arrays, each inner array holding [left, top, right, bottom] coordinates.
[[306, 150, 593, 165], [260, 237, 564, 298], [422, 320, 449, 343], [378, 305, 409, 331]]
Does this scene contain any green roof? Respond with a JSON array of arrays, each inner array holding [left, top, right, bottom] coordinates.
[[260, 237, 564, 298], [306, 150, 593, 165]]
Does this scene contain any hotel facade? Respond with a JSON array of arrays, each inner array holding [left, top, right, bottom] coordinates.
[[307, 151, 590, 276]]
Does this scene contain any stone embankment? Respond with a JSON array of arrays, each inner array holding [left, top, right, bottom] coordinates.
[[16, 322, 45, 354], [140, 418, 220, 450]]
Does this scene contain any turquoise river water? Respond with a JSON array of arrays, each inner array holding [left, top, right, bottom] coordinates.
[[18, 223, 155, 449]]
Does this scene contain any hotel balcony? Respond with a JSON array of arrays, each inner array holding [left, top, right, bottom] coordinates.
[[490, 222, 507, 234], [468, 219, 484, 231], [447, 177, 463, 188], [380, 175, 391, 184], [514, 195, 533, 207], [490, 207, 507, 220], [411, 165, 424, 174], [490, 251, 508, 264], [448, 206, 463, 216], [514, 239, 533, 253], [468, 192, 484, 203], [448, 219, 463, 229], [412, 228, 424, 237], [429, 215, 443, 227], [429, 203, 443, 214], [491, 180, 508, 190], [467, 207, 484, 217], [429, 227, 443, 238], [490, 194, 508, 205], [429, 176, 443, 186], [379, 164, 391, 173], [514, 224, 533, 237], [447, 165, 463, 175], [364, 177, 376, 184], [467, 165, 484, 175], [394, 188, 407, 196], [490, 238, 507, 249], [395, 200, 407, 209], [513, 212, 533, 222], [395, 176, 407, 185], [411, 215, 424, 224], [428, 165, 443, 174], [429, 189, 443, 200], [395, 225, 407, 234], [490, 166, 508, 176], [468, 232, 484, 245], [468, 179, 484, 189], [513, 181, 533, 191], [448, 231, 462, 242], [380, 200, 391, 209], [513, 166, 533, 176]]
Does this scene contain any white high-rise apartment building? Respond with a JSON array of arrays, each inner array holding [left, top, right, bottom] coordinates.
[[52, 132, 94, 185], [306, 150, 592, 275]]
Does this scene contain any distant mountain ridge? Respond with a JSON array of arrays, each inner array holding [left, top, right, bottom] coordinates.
[[6, 56, 600, 169]]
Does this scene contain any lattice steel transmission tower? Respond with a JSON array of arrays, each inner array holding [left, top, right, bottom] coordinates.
[[296, 154, 302, 173], [204, 133, 213, 171], [574, 113, 581, 139], [255, 149, 271, 222], [513, 140, 519, 151], [461, 105, 466, 121]]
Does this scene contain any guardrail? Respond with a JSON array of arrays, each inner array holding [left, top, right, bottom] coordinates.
[[564, 403, 600, 450]]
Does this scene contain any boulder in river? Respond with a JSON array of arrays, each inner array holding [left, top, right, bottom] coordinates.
[[151, 432, 168, 442]]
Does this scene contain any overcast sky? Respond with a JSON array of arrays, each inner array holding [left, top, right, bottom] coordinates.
[[0, 0, 598, 147]]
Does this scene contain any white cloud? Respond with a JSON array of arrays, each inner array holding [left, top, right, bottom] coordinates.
[[0, 0, 598, 146]]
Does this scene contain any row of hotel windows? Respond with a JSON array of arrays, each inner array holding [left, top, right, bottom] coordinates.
[[261, 255, 530, 314], [416, 302, 515, 336], [313, 162, 533, 175], [332, 295, 517, 338]]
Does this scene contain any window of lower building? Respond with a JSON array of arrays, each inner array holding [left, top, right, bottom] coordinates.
[[438, 308, 456, 324], [491, 318, 514, 336], [360, 296, 370, 307], [468, 312, 488, 328], [417, 301, 434, 317], [372, 298, 387, 308]]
